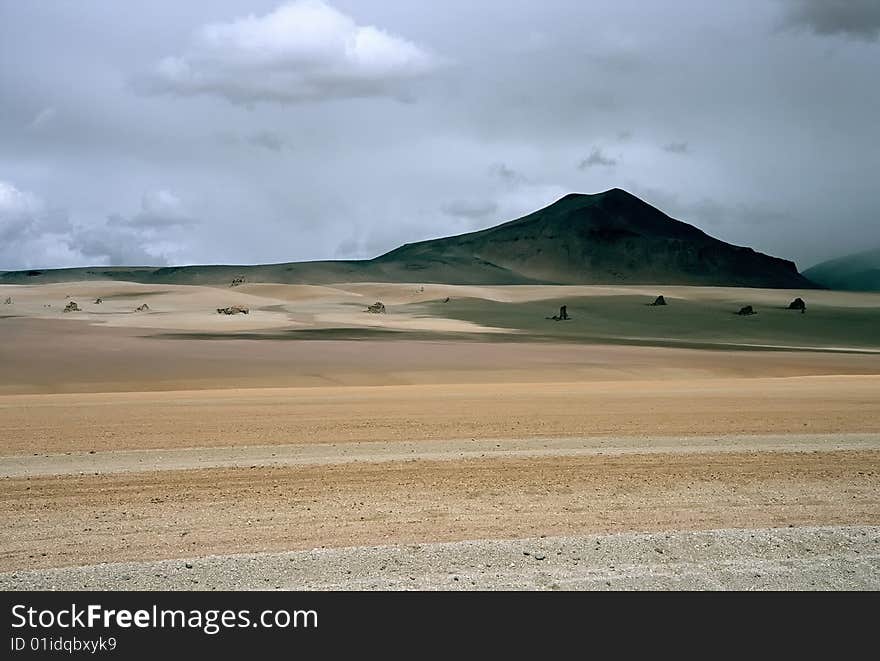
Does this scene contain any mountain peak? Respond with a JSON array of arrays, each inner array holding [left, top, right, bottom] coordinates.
[[380, 188, 813, 288]]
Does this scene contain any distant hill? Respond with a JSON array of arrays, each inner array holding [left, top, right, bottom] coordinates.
[[803, 248, 880, 292], [0, 188, 815, 288]]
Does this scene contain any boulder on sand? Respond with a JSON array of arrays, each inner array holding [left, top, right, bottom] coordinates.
[[134, 303, 150, 312], [546, 304, 570, 321], [366, 301, 386, 314], [94, 297, 102, 304], [217, 306, 249, 315], [736, 305, 756, 316], [788, 297, 806, 312], [63, 301, 81, 313], [3, 296, 11, 305], [651, 295, 667, 306]]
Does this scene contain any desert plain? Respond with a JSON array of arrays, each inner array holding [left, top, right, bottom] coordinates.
[[1, 280, 878, 589]]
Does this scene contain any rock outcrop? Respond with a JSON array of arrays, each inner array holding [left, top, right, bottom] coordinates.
[[547, 305, 570, 321], [217, 306, 249, 315], [63, 301, 81, 313], [366, 301, 386, 314]]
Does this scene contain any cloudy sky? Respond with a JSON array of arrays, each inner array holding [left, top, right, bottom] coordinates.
[[1, 0, 878, 271]]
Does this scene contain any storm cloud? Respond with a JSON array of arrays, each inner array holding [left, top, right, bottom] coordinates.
[[1, 0, 878, 272], [578, 148, 618, 169], [780, 0, 880, 41]]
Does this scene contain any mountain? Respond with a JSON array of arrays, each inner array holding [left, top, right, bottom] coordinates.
[[803, 248, 880, 292], [377, 188, 813, 287], [0, 188, 815, 288]]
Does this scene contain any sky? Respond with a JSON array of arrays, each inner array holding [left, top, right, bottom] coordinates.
[[1, 0, 878, 271]]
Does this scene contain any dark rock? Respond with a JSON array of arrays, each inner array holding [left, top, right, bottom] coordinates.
[[547, 304, 570, 321], [651, 295, 667, 306], [63, 301, 81, 313], [366, 301, 386, 314], [788, 297, 806, 311], [134, 303, 150, 312], [737, 305, 756, 316]]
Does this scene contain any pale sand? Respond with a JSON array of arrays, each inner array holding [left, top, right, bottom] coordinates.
[[4, 281, 880, 335], [3, 433, 878, 479], [4, 526, 877, 591], [2, 449, 877, 571], [1, 280, 879, 588]]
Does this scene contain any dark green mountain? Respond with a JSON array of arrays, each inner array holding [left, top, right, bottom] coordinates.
[[1, 188, 815, 288], [803, 248, 880, 291]]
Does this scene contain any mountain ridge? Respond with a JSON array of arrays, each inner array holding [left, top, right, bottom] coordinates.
[[0, 188, 815, 288], [803, 247, 880, 292]]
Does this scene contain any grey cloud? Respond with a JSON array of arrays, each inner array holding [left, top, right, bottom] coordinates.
[[442, 199, 499, 220], [578, 147, 618, 169], [68, 226, 165, 266], [780, 0, 880, 41], [27, 107, 57, 130], [0, 181, 188, 268], [662, 141, 690, 154], [2, 1, 879, 271], [136, 1, 443, 105], [0, 181, 74, 269], [247, 130, 288, 152], [112, 190, 198, 229], [489, 163, 528, 185]]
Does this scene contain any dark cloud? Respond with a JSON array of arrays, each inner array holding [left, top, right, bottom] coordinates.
[[578, 147, 617, 169], [662, 142, 690, 154], [442, 199, 498, 221], [489, 163, 528, 185], [112, 190, 198, 229], [780, 0, 880, 41], [2, 1, 879, 270], [247, 130, 288, 152]]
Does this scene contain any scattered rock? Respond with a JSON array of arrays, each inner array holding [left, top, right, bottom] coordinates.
[[651, 295, 667, 306], [737, 305, 756, 316], [546, 304, 570, 321], [788, 297, 806, 312], [230, 277, 245, 287], [217, 306, 249, 315], [94, 298, 102, 304], [134, 303, 150, 312], [63, 301, 81, 313], [3, 297, 11, 305], [184, 562, 193, 570], [366, 301, 386, 314]]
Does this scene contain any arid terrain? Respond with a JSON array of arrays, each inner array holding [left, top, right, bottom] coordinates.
[[1, 280, 878, 589]]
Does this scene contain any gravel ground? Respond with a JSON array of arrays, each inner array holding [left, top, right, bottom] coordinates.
[[3, 526, 877, 591]]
